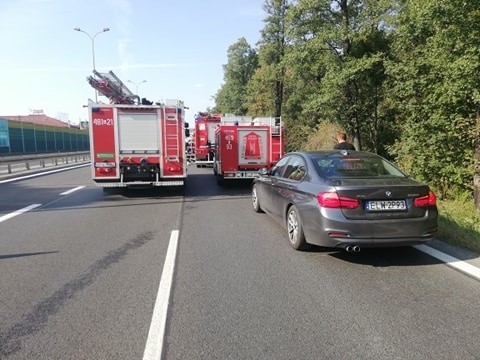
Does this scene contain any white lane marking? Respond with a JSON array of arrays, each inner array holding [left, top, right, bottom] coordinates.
[[0, 163, 89, 184], [60, 186, 85, 195], [415, 244, 480, 281], [0, 204, 42, 224], [143, 230, 180, 360]]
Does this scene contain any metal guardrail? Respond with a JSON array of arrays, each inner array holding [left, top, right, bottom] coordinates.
[[0, 152, 91, 178]]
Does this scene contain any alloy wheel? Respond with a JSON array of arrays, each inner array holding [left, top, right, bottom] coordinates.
[[287, 209, 298, 244]]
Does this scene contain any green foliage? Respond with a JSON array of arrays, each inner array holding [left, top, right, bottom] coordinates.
[[387, 0, 480, 198], [246, 65, 277, 116], [304, 121, 344, 151], [283, 0, 398, 155], [213, 0, 480, 204], [282, 122, 311, 152], [245, 0, 290, 118], [214, 38, 258, 115], [390, 113, 476, 198]]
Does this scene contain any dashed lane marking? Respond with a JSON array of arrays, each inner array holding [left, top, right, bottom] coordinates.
[[143, 230, 180, 360], [60, 186, 86, 195], [0, 204, 42, 224]]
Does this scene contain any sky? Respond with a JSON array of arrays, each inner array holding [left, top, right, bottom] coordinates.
[[0, 0, 265, 125]]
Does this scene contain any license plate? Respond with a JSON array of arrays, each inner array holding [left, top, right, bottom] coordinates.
[[236, 172, 257, 178], [366, 200, 406, 211]]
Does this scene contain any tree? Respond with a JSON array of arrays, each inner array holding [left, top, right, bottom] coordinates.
[[283, 0, 396, 153], [214, 38, 258, 115], [247, 0, 290, 118]]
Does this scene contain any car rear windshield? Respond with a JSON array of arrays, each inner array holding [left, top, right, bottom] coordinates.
[[312, 154, 406, 179]]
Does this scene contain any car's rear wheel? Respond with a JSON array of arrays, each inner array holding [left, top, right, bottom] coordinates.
[[287, 205, 308, 250], [252, 185, 263, 213]]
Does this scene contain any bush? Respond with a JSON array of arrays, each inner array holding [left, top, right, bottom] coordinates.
[[304, 122, 344, 151], [437, 197, 480, 254]]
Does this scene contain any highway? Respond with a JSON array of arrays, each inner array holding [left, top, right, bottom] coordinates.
[[1, 164, 480, 359]]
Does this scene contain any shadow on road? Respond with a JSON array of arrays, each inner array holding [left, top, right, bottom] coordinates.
[[0, 251, 60, 260], [326, 246, 443, 267]]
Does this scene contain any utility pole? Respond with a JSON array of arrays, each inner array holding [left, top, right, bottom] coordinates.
[[74, 26, 110, 102]]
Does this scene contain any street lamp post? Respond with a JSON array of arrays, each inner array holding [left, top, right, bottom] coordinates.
[[127, 80, 147, 103], [74, 26, 110, 101]]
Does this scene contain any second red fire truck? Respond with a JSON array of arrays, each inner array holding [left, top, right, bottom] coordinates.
[[213, 115, 284, 184]]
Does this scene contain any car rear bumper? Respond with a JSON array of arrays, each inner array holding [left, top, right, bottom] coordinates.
[[333, 236, 434, 249], [304, 233, 435, 249], [302, 207, 438, 249]]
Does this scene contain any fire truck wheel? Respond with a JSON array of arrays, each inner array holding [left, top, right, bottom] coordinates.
[[286, 205, 309, 250], [252, 185, 264, 213]]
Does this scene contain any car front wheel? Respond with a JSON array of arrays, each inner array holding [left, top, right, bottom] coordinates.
[[252, 185, 263, 213], [287, 205, 308, 250]]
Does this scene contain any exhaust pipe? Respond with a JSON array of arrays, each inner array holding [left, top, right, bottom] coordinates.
[[345, 245, 361, 253]]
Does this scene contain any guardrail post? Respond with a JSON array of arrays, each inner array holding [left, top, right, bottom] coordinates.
[[26, 161, 30, 170], [8, 164, 12, 174]]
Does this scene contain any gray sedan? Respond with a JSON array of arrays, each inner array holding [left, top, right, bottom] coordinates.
[[252, 150, 438, 252]]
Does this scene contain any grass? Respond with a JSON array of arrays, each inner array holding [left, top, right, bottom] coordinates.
[[436, 198, 480, 254]]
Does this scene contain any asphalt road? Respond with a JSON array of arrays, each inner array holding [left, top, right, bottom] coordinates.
[[1, 165, 480, 359]]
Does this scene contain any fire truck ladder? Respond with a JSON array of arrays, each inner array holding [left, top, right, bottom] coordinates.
[[255, 117, 283, 165], [87, 70, 140, 104], [271, 116, 283, 163], [162, 101, 182, 162]]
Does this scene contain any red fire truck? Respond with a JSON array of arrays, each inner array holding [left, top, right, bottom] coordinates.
[[87, 70, 187, 189], [193, 112, 222, 167], [213, 116, 284, 184]]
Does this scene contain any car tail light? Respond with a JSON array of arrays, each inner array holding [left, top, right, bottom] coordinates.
[[414, 190, 437, 207], [317, 192, 359, 209]]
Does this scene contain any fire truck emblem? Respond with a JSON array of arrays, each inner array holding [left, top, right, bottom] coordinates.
[[242, 132, 263, 159]]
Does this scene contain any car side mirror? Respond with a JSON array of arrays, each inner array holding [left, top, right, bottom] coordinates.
[[258, 168, 269, 176]]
